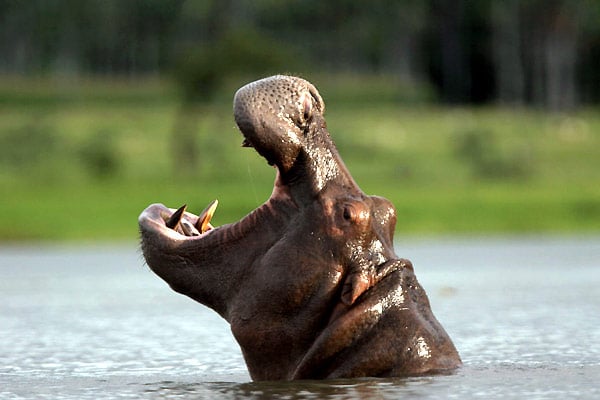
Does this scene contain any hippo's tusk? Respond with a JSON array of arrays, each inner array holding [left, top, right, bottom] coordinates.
[[165, 204, 187, 230], [196, 199, 219, 233]]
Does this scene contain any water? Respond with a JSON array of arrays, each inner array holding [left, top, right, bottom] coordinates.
[[1, 237, 599, 399]]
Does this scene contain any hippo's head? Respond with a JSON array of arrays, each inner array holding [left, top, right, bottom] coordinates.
[[139, 75, 461, 380]]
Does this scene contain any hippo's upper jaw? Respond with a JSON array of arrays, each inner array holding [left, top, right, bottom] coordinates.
[[139, 75, 461, 381]]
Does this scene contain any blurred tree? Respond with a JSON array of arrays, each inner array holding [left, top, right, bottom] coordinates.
[[577, 3, 600, 103], [426, 0, 474, 103], [521, 0, 579, 109], [492, 0, 525, 105], [0, 0, 184, 75], [0, 0, 598, 108]]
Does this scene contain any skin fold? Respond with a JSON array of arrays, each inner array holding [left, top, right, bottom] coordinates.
[[139, 75, 461, 381]]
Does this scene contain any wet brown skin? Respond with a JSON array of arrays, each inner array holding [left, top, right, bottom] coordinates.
[[139, 75, 461, 381]]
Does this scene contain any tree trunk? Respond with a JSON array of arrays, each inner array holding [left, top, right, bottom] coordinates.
[[432, 0, 470, 103], [544, 4, 578, 110], [491, 0, 525, 105]]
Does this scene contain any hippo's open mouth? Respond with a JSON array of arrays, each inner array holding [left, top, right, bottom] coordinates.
[[155, 201, 218, 238], [138, 201, 222, 248]]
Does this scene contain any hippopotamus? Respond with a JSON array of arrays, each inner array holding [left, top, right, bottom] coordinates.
[[138, 75, 461, 381]]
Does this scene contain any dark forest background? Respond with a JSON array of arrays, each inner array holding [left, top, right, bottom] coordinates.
[[1, 0, 599, 109]]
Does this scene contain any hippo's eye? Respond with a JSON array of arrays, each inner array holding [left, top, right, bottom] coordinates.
[[343, 206, 354, 221]]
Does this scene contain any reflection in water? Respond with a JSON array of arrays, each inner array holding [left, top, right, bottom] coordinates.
[[139, 365, 600, 400], [143, 377, 422, 399], [1, 237, 599, 399]]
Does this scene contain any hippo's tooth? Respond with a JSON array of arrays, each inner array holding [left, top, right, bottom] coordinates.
[[165, 204, 187, 230], [196, 199, 218, 233]]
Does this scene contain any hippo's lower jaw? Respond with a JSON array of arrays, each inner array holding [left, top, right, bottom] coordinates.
[[139, 75, 461, 380]]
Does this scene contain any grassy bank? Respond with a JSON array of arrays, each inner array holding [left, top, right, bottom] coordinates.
[[1, 76, 599, 241]]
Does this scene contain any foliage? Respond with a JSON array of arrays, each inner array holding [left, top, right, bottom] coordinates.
[[0, 117, 59, 170], [454, 129, 533, 180], [78, 128, 121, 180]]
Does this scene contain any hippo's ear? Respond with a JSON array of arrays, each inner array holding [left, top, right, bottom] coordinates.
[[308, 85, 325, 114], [341, 271, 371, 305]]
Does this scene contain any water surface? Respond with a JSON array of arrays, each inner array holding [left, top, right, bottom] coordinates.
[[1, 236, 599, 399]]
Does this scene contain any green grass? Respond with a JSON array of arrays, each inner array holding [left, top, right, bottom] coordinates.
[[1, 76, 599, 241]]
